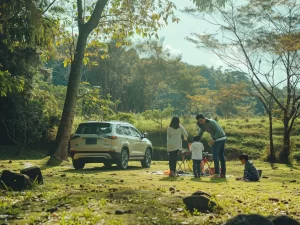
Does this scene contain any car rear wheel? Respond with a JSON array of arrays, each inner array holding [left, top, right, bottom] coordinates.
[[72, 159, 85, 170], [104, 162, 112, 168], [117, 149, 129, 170], [141, 148, 152, 168]]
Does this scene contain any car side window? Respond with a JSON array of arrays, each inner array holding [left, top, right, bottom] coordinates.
[[116, 125, 123, 135], [122, 126, 132, 136], [130, 127, 141, 138]]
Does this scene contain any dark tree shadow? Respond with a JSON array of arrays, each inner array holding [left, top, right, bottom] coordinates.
[[159, 177, 185, 181], [61, 165, 145, 174], [190, 177, 228, 183]]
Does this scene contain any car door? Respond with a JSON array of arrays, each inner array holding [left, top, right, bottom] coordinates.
[[121, 126, 136, 156], [129, 127, 145, 156]]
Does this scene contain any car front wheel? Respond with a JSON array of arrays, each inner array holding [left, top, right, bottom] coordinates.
[[72, 159, 85, 170], [117, 149, 129, 170], [141, 148, 152, 168]]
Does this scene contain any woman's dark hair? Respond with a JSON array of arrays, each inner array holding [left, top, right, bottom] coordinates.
[[239, 153, 249, 161], [170, 117, 180, 129]]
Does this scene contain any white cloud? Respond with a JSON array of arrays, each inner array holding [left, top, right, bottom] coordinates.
[[208, 54, 228, 68], [164, 44, 182, 55]]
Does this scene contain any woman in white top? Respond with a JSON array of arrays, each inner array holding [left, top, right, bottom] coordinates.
[[167, 117, 188, 177]]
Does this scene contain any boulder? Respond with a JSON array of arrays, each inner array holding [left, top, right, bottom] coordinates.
[[192, 190, 212, 197], [0, 170, 33, 191], [224, 214, 273, 225], [20, 166, 43, 184], [183, 195, 217, 212], [270, 215, 300, 225]]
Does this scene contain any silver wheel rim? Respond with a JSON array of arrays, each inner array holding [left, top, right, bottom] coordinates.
[[121, 151, 128, 168], [146, 150, 151, 166]]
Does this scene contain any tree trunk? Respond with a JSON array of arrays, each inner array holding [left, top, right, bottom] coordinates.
[[160, 121, 164, 146], [267, 112, 276, 163], [47, 33, 88, 162], [280, 117, 291, 164]]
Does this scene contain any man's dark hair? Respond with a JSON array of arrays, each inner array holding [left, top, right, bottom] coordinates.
[[239, 153, 249, 161], [170, 117, 180, 129], [196, 114, 205, 120], [224, 214, 273, 225], [193, 136, 201, 142]]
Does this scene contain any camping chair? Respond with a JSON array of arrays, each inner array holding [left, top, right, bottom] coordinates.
[[177, 150, 191, 173], [177, 143, 193, 173], [202, 152, 213, 176]]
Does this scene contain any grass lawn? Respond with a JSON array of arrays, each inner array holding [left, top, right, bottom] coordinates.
[[1, 158, 300, 225]]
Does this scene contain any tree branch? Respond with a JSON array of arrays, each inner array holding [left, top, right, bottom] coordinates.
[[84, 0, 109, 34], [77, 0, 84, 27], [42, 0, 57, 14]]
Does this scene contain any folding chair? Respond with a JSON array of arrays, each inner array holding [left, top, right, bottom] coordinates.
[[177, 154, 185, 172], [202, 152, 213, 176], [177, 150, 191, 173], [184, 143, 193, 172]]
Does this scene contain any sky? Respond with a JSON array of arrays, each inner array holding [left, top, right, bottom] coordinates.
[[157, 0, 228, 69]]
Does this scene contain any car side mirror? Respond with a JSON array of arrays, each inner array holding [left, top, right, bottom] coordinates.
[[142, 133, 148, 139]]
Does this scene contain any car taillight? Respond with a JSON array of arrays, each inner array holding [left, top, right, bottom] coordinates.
[[71, 135, 80, 140]]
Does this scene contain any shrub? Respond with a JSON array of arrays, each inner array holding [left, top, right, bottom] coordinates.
[[293, 152, 300, 163], [152, 147, 168, 161], [108, 112, 135, 124], [226, 147, 262, 160]]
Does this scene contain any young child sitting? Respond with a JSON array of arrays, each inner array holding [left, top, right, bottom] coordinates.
[[237, 153, 260, 181], [190, 136, 204, 178]]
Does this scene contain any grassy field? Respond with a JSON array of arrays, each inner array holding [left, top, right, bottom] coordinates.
[[1, 155, 300, 225]]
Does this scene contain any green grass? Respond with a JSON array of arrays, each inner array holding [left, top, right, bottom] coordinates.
[[1, 158, 300, 225]]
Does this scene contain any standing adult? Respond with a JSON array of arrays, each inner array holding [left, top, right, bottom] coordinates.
[[196, 114, 226, 178], [167, 117, 188, 177]]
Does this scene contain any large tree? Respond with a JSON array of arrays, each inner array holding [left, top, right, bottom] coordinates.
[[47, 0, 178, 163], [186, 0, 300, 163]]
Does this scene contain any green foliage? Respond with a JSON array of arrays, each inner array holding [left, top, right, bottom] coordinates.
[[293, 152, 300, 163], [108, 112, 135, 124], [142, 106, 174, 125], [191, 0, 228, 11], [0, 69, 24, 97], [77, 83, 118, 121], [0, 0, 54, 49], [152, 147, 168, 160]]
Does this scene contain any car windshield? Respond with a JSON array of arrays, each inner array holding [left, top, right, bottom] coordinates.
[[76, 123, 112, 135]]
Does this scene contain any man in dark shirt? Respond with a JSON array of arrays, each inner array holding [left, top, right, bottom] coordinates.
[[237, 153, 260, 181]]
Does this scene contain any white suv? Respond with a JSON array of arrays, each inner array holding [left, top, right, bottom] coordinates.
[[69, 121, 153, 170]]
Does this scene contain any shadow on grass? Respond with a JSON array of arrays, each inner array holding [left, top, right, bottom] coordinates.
[[190, 177, 228, 183], [0, 148, 47, 160], [285, 163, 300, 170], [61, 165, 144, 174], [159, 177, 185, 181]]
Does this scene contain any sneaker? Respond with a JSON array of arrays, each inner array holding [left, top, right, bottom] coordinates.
[[169, 171, 176, 177], [210, 174, 220, 179], [220, 174, 226, 178]]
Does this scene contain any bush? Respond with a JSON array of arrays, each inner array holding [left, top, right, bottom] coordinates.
[[152, 147, 168, 161], [108, 112, 135, 124], [226, 147, 262, 160], [293, 152, 300, 163]]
